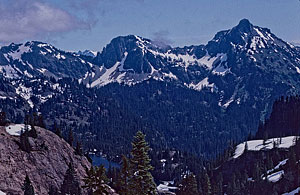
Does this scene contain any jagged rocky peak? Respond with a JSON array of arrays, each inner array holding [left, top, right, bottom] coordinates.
[[94, 35, 169, 69], [76, 49, 97, 57], [207, 19, 276, 54], [0, 40, 94, 80], [107, 34, 163, 51], [1, 41, 54, 55], [233, 18, 253, 33]]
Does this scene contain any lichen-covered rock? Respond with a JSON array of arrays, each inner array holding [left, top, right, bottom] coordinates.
[[0, 125, 91, 194]]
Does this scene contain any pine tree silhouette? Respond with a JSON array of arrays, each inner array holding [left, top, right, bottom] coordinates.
[[128, 131, 157, 195]]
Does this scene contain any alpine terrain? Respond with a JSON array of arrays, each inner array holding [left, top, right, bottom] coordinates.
[[0, 19, 300, 194]]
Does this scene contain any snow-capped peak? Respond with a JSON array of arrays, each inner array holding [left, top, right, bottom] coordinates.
[[76, 50, 97, 57]]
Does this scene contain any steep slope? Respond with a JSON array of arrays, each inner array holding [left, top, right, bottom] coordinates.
[[0, 41, 94, 79], [209, 97, 300, 194], [213, 135, 300, 195], [1, 19, 299, 112], [83, 19, 300, 117], [204, 19, 300, 113], [0, 125, 91, 194], [83, 35, 209, 87]]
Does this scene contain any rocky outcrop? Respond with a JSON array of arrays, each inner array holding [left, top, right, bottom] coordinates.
[[0, 125, 91, 195]]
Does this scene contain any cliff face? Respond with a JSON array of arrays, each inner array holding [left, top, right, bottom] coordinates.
[[0, 125, 91, 195]]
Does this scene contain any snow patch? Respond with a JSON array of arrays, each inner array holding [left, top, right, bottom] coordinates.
[[234, 136, 298, 158], [157, 181, 177, 194], [37, 43, 49, 48], [250, 35, 266, 51], [5, 124, 32, 136], [37, 43, 53, 53], [186, 77, 215, 92], [265, 170, 284, 182], [90, 63, 120, 87], [150, 49, 226, 71], [223, 99, 234, 108], [37, 68, 47, 74], [295, 66, 300, 74], [90, 51, 97, 56], [118, 52, 129, 72], [8, 44, 32, 61], [134, 35, 148, 55], [23, 70, 33, 78], [15, 84, 34, 108], [254, 28, 268, 40], [267, 159, 288, 174], [40, 51, 47, 55], [212, 64, 229, 76], [0, 96, 7, 100], [55, 53, 66, 60], [282, 187, 300, 195], [197, 54, 217, 70], [0, 65, 19, 78], [162, 71, 177, 80]]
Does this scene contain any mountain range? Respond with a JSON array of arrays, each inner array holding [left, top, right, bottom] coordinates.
[[0, 19, 300, 160]]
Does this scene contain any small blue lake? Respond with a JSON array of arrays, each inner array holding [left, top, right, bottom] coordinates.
[[90, 155, 120, 169]]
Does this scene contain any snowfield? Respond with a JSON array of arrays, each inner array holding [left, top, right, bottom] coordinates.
[[260, 159, 289, 183], [282, 187, 300, 195], [5, 124, 32, 136], [267, 159, 288, 174], [264, 170, 284, 183], [157, 181, 177, 194], [0, 190, 5, 195], [234, 136, 298, 158]]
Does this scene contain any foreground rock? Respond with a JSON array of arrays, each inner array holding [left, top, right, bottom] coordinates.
[[0, 125, 91, 194]]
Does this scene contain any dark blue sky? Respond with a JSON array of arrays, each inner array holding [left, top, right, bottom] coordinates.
[[0, 0, 299, 51]]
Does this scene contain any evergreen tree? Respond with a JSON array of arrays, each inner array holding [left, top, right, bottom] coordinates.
[[128, 131, 157, 195], [22, 175, 34, 195], [83, 165, 109, 195], [279, 137, 282, 144], [273, 139, 278, 148], [83, 166, 96, 195], [54, 123, 62, 138], [263, 132, 268, 145], [20, 130, 31, 153], [24, 114, 30, 126], [68, 129, 74, 147], [119, 155, 130, 195], [267, 156, 274, 170], [227, 173, 237, 195], [37, 114, 46, 128], [288, 150, 297, 168], [253, 162, 262, 181], [244, 141, 248, 153], [177, 173, 199, 195], [202, 172, 211, 195], [75, 141, 83, 156], [0, 111, 7, 126], [29, 124, 37, 139], [61, 162, 81, 195], [215, 173, 223, 195], [48, 184, 59, 195]]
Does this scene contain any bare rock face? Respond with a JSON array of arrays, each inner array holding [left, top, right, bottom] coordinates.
[[0, 125, 91, 194]]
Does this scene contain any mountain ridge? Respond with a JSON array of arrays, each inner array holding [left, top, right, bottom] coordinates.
[[1, 18, 300, 161], [0, 19, 299, 92]]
